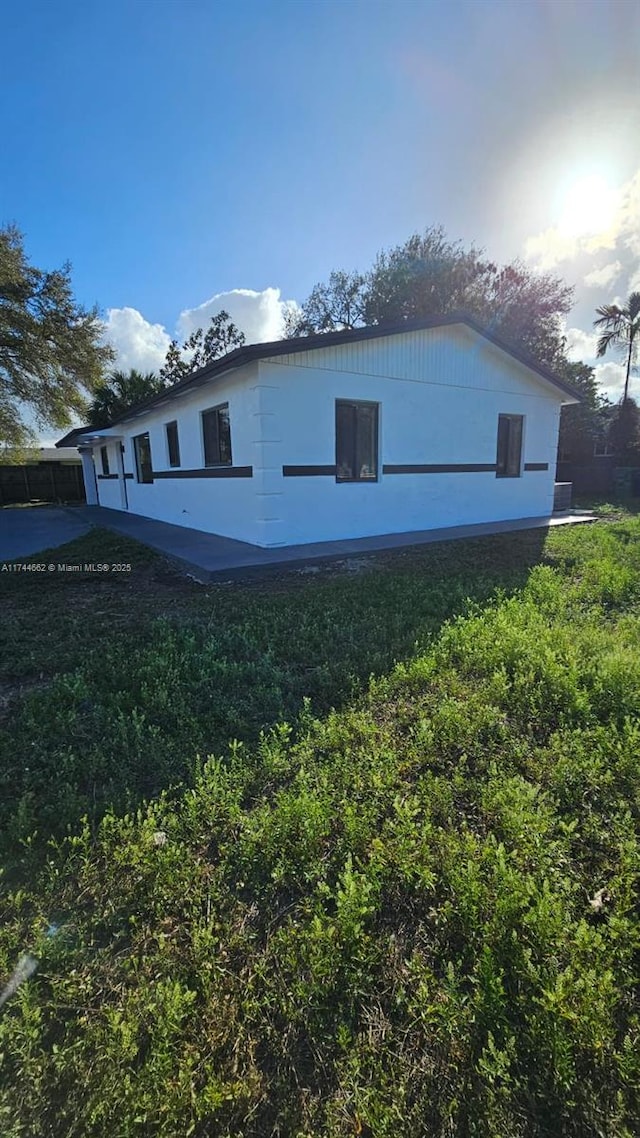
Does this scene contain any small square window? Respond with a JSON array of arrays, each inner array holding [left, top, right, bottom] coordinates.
[[166, 420, 180, 467], [336, 400, 379, 482], [100, 445, 110, 476], [133, 432, 153, 483], [202, 404, 232, 466], [496, 414, 523, 478]]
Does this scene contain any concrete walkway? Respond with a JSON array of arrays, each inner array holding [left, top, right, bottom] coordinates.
[[0, 506, 92, 561], [63, 505, 597, 581]]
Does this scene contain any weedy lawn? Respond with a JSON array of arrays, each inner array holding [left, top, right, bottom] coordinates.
[[1, 513, 640, 1136]]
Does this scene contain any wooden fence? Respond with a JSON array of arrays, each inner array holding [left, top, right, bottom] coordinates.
[[556, 460, 640, 498], [0, 464, 86, 506]]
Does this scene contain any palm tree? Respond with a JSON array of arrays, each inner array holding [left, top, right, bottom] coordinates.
[[88, 369, 166, 427], [593, 291, 640, 403]]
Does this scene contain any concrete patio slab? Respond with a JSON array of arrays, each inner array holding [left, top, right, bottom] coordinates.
[[0, 506, 92, 562], [63, 506, 598, 582]]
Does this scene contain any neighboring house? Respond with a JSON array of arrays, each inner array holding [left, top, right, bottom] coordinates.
[[57, 315, 581, 548], [3, 446, 82, 465]]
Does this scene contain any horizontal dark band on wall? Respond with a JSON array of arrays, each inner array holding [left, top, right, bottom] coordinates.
[[152, 466, 253, 479], [383, 463, 497, 475], [283, 465, 337, 477], [97, 474, 118, 480], [124, 472, 134, 479], [524, 462, 549, 471]]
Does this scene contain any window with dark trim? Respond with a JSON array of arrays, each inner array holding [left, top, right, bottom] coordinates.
[[336, 400, 379, 482], [496, 414, 523, 478], [166, 420, 180, 467], [202, 404, 232, 466], [100, 445, 110, 476], [594, 437, 614, 457], [133, 432, 153, 483]]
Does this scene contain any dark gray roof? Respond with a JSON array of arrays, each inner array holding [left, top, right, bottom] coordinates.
[[55, 425, 99, 448], [67, 314, 584, 436]]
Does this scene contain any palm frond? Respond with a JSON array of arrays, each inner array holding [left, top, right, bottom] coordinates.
[[596, 329, 621, 357], [593, 304, 623, 328]]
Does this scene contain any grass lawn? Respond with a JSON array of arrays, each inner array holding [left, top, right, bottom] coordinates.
[[1, 512, 640, 1136]]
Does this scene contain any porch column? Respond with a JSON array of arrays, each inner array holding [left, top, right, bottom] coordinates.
[[114, 441, 128, 509], [79, 447, 98, 505]]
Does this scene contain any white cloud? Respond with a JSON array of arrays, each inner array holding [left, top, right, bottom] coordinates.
[[565, 325, 598, 361], [619, 169, 640, 257], [102, 307, 171, 374], [524, 229, 576, 272], [524, 224, 616, 271], [584, 261, 622, 289], [594, 360, 627, 401], [628, 265, 640, 293], [102, 288, 300, 375], [178, 287, 298, 344], [525, 168, 640, 271]]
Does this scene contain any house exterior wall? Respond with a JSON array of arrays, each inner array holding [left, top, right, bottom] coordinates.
[[93, 364, 265, 544], [256, 324, 564, 546], [90, 324, 568, 549]]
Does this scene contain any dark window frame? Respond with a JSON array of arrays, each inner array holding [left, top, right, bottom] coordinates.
[[496, 413, 524, 479], [335, 399, 379, 483], [133, 432, 154, 484], [201, 403, 232, 467], [593, 438, 614, 457], [165, 420, 181, 467], [100, 445, 110, 476]]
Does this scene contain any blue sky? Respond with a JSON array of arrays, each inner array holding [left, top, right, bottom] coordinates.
[[2, 0, 640, 436]]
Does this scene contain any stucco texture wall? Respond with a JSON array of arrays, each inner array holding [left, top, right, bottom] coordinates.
[[92, 325, 567, 549], [93, 365, 263, 544], [257, 324, 563, 546]]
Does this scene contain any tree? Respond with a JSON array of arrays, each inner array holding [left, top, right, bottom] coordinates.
[[474, 260, 573, 371], [288, 225, 574, 372], [363, 226, 491, 327], [593, 291, 640, 403], [608, 397, 640, 464], [287, 270, 366, 336], [159, 310, 245, 385], [556, 361, 611, 464], [88, 369, 168, 427], [0, 224, 113, 448]]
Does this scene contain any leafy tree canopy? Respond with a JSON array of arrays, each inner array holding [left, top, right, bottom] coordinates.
[[286, 270, 366, 336], [88, 369, 168, 428], [608, 397, 640, 464], [557, 362, 612, 464], [0, 224, 113, 448], [159, 310, 245, 386], [287, 225, 574, 372]]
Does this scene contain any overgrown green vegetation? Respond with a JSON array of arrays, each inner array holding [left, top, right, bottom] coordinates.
[[1, 516, 640, 1136], [0, 525, 551, 867]]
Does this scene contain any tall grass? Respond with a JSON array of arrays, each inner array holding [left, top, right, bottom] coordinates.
[[1, 517, 640, 1136]]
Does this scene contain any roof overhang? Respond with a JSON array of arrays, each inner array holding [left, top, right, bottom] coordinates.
[[74, 431, 124, 447]]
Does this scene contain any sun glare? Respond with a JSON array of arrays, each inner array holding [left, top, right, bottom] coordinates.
[[557, 174, 618, 238]]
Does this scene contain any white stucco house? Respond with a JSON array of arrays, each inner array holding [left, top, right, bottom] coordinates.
[[57, 315, 580, 548]]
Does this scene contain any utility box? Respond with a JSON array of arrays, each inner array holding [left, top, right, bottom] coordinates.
[[553, 482, 572, 512]]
